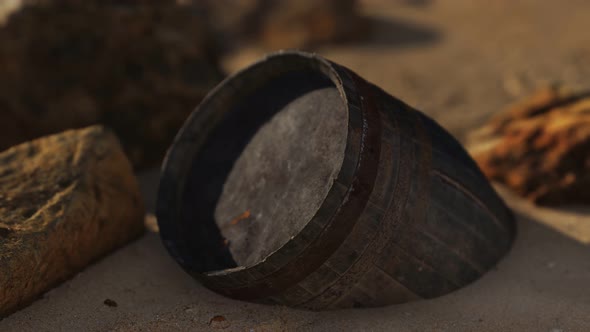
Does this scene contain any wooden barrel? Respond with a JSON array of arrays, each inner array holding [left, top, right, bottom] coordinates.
[[156, 51, 516, 310]]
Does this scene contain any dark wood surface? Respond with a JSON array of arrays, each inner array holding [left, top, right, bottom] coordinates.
[[156, 52, 516, 310]]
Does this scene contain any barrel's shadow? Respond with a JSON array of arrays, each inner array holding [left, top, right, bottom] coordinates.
[[360, 16, 442, 48]]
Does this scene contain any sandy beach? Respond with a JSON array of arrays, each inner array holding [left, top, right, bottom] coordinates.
[[2, 0, 590, 330]]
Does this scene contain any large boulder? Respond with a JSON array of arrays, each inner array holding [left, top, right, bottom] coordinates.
[[468, 86, 590, 205], [0, 0, 223, 169], [0, 126, 145, 317]]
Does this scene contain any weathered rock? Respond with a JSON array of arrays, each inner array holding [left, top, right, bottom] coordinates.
[[0, 0, 21, 25], [468, 86, 590, 205], [201, 0, 367, 51], [0, 0, 223, 169], [257, 0, 367, 50], [0, 126, 145, 317]]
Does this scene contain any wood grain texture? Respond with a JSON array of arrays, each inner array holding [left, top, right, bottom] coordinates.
[[156, 52, 515, 310]]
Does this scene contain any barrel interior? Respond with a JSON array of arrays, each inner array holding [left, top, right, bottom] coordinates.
[[180, 68, 348, 273]]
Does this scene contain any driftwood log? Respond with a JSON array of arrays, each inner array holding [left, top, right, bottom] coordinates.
[[468, 86, 590, 205]]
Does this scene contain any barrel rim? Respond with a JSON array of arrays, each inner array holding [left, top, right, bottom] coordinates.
[[156, 51, 381, 300]]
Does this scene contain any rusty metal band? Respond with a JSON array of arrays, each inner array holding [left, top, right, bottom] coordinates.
[[299, 89, 425, 309], [299, 100, 436, 309], [203, 65, 383, 301]]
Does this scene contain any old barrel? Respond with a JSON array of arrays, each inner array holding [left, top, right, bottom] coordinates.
[[156, 51, 516, 310]]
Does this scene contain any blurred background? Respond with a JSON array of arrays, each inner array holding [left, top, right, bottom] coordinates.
[[1, 1, 590, 329], [0, 0, 589, 171]]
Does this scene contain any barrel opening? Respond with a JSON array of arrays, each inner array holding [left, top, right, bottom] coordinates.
[[179, 64, 348, 273]]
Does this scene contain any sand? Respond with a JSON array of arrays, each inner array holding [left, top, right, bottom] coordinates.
[[2, 0, 590, 330], [1, 182, 588, 331]]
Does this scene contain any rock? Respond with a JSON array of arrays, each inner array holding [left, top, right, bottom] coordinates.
[[0, 126, 145, 317], [208, 315, 230, 329], [0, 0, 21, 25], [0, 0, 224, 169], [202, 0, 367, 51], [468, 86, 590, 205], [103, 299, 118, 308]]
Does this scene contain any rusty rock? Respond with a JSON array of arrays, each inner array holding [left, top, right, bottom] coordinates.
[[0, 0, 223, 168], [0, 126, 145, 317], [468, 86, 590, 205], [202, 0, 367, 51]]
